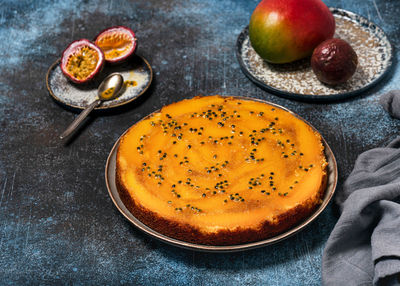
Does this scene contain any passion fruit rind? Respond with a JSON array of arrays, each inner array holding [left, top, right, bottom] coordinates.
[[94, 26, 137, 64], [61, 39, 105, 84], [311, 38, 358, 85]]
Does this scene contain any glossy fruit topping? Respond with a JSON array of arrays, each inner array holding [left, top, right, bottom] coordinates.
[[311, 38, 358, 85], [60, 39, 104, 84], [249, 0, 335, 64], [94, 26, 137, 63]]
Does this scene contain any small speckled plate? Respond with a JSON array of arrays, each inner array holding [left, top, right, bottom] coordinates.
[[46, 55, 153, 110], [105, 96, 338, 252], [236, 8, 393, 101]]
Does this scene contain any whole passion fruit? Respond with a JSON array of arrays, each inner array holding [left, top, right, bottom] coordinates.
[[311, 38, 358, 85], [61, 39, 105, 84], [94, 26, 137, 63]]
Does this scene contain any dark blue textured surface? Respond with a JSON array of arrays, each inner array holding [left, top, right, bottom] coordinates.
[[0, 0, 398, 285]]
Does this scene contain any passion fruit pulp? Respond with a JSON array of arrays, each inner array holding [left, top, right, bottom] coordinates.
[[94, 26, 137, 63], [61, 39, 104, 84]]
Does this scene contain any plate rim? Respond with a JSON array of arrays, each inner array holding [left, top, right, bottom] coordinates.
[[105, 95, 338, 252], [46, 54, 153, 110], [236, 7, 394, 102]]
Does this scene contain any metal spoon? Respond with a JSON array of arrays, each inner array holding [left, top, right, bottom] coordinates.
[[59, 73, 124, 140]]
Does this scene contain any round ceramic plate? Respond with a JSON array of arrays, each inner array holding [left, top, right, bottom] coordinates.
[[105, 96, 338, 252], [236, 8, 393, 101], [46, 55, 153, 110]]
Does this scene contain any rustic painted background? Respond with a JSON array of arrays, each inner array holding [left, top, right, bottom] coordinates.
[[0, 0, 399, 284]]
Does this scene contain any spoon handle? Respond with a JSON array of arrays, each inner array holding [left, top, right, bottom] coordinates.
[[59, 99, 101, 140]]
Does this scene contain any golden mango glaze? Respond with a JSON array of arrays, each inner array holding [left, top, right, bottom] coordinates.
[[116, 96, 327, 244]]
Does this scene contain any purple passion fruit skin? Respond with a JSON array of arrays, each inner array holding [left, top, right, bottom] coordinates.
[[311, 38, 358, 85], [94, 26, 137, 64], [60, 39, 105, 84], [249, 0, 335, 64]]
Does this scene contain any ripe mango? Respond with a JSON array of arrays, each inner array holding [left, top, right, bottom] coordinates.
[[249, 0, 335, 64]]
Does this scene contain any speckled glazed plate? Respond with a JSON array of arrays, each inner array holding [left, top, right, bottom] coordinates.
[[46, 55, 152, 110], [105, 96, 338, 252], [236, 8, 393, 101]]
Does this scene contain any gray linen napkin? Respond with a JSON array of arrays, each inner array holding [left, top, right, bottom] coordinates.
[[380, 90, 400, 119], [322, 91, 400, 286]]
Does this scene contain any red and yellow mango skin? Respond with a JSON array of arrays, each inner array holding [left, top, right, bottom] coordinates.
[[249, 0, 335, 64]]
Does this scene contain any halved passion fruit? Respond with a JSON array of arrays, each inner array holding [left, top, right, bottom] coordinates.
[[94, 26, 137, 63], [61, 39, 104, 84]]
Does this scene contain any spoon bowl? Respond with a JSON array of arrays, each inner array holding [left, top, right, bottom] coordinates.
[[98, 73, 124, 100], [59, 73, 124, 140]]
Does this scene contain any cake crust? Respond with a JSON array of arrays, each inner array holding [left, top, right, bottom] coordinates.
[[115, 95, 328, 245], [116, 171, 327, 245]]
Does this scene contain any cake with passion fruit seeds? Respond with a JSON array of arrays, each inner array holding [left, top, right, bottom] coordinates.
[[116, 95, 328, 245]]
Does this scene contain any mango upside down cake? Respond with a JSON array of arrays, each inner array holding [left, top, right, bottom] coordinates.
[[116, 95, 328, 245]]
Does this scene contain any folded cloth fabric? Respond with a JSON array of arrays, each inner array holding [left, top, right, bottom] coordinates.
[[322, 137, 400, 285], [322, 92, 400, 286], [379, 90, 400, 119]]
